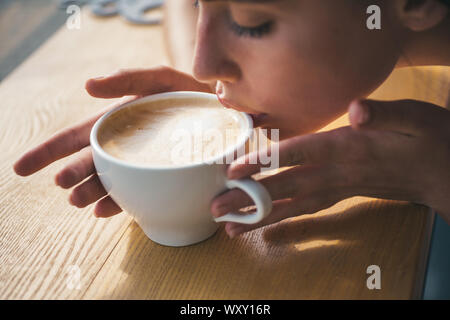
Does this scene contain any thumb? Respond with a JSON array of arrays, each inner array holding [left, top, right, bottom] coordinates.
[[348, 99, 450, 137]]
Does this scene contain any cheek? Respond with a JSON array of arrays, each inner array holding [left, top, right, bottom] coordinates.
[[240, 47, 353, 136], [237, 16, 399, 137]]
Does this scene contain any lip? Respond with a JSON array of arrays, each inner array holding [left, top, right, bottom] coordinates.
[[216, 94, 247, 112], [216, 94, 268, 127]]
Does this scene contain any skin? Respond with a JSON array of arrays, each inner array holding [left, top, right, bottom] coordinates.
[[14, 0, 450, 237], [194, 0, 403, 138]]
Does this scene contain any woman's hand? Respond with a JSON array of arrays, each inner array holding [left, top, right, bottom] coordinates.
[[211, 99, 450, 238], [14, 66, 213, 217]]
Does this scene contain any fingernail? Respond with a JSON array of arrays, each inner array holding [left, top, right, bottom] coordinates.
[[68, 194, 75, 206], [350, 101, 370, 126], [91, 76, 105, 80], [356, 102, 370, 125], [215, 81, 223, 95], [54, 173, 61, 186]]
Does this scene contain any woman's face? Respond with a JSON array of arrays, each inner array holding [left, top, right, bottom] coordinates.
[[192, 0, 403, 139]]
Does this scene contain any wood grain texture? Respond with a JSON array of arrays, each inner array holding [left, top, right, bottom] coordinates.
[[0, 8, 168, 299], [1, 6, 448, 299], [83, 201, 432, 300]]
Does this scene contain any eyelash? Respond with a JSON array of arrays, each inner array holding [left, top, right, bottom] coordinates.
[[193, 0, 273, 39], [228, 20, 273, 38]]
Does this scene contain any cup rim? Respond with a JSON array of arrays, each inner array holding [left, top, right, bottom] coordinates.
[[90, 91, 254, 171]]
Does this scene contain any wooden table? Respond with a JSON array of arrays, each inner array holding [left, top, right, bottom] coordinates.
[[1, 8, 448, 300]]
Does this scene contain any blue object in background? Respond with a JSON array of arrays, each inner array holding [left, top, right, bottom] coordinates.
[[423, 213, 450, 299], [60, 0, 164, 25]]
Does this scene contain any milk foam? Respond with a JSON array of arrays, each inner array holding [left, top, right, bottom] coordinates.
[[99, 98, 246, 166]]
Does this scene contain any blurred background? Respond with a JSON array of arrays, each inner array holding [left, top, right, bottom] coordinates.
[[0, 0, 166, 81], [0, 0, 68, 81]]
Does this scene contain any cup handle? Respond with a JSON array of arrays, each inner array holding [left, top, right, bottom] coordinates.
[[213, 179, 272, 224]]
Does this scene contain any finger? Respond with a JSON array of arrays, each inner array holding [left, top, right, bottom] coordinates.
[[228, 127, 353, 180], [55, 146, 95, 189], [212, 165, 333, 217], [349, 99, 450, 137], [85, 66, 212, 99], [69, 174, 107, 208], [225, 190, 345, 238], [13, 97, 135, 177], [94, 196, 122, 218], [14, 124, 92, 177]]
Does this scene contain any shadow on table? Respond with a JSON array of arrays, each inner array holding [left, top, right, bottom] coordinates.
[[99, 199, 428, 299]]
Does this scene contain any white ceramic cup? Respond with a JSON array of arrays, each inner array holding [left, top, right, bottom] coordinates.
[[90, 91, 272, 247]]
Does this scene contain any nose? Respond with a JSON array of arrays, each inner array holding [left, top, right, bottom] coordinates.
[[192, 11, 241, 85]]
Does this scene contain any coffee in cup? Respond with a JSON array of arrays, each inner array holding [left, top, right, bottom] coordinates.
[[98, 97, 245, 167], [90, 91, 272, 247]]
